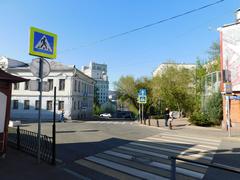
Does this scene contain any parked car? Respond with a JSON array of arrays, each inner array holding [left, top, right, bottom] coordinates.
[[100, 113, 112, 118]]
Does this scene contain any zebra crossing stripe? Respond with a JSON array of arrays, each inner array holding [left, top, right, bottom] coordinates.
[[157, 135, 219, 146], [104, 150, 132, 160], [103, 150, 205, 179], [150, 162, 204, 179], [146, 137, 217, 150], [158, 133, 221, 143], [85, 156, 169, 180], [118, 146, 169, 159], [129, 142, 213, 160], [137, 140, 215, 154]]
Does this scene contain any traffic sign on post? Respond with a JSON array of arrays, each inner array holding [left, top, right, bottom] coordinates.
[[29, 27, 57, 164], [29, 27, 57, 59], [138, 88, 147, 104]]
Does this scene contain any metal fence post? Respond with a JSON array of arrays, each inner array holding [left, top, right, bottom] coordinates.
[[170, 157, 176, 180], [17, 126, 20, 150]]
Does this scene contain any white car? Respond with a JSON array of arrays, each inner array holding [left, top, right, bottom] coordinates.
[[100, 113, 112, 118]]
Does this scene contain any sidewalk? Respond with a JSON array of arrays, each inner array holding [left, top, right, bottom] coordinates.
[[0, 147, 77, 180], [204, 137, 240, 180]]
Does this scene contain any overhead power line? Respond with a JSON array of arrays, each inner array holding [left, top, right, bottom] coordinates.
[[61, 0, 225, 52]]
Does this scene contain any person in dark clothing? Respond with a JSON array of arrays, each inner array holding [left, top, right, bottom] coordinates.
[[164, 108, 170, 127]]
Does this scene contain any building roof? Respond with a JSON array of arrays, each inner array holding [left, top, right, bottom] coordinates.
[[0, 68, 28, 83]]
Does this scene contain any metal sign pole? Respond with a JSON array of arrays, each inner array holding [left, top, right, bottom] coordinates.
[[37, 57, 43, 163], [139, 103, 141, 122], [52, 86, 56, 165], [142, 103, 144, 123], [226, 96, 231, 137]]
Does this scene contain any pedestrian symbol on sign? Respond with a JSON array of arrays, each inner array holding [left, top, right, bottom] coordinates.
[[29, 27, 57, 59], [35, 35, 53, 52]]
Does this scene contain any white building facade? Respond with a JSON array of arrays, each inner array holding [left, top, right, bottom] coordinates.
[[82, 62, 109, 104], [0, 56, 95, 121]]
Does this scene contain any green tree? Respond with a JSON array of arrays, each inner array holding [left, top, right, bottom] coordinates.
[[114, 75, 138, 110], [93, 87, 101, 115], [152, 65, 195, 115]]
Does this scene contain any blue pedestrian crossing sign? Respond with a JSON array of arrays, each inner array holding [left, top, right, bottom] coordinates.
[[138, 88, 147, 104], [138, 89, 147, 97], [29, 27, 57, 59]]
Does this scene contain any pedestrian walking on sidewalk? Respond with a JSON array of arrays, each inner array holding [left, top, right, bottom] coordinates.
[[164, 107, 169, 127], [169, 111, 174, 130], [60, 109, 65, 122]]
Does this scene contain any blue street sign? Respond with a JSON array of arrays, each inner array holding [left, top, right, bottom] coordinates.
[[138, 88, 147, 104], [229, 96, 240, 100], [29, 27, 57, 59], [138, 88, 147, 97]]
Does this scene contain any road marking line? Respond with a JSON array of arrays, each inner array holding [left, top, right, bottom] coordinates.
[[104, 150, 132, 160], [150, 162, 204, 179], [118, 146, 169, 159], [158, 133, 221, 143], [111, 148, 208, 169], [130, 142, 212, 160], [157, 135, 219, 146], [85, 156, 169, 180], [103, 150, 205, 179], [146, 137, 217, 150], [137, 140, 215, 154], [62, 168, 91, 180]]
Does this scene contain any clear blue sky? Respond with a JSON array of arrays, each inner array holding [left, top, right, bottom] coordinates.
[[0, 0, 239, 90]]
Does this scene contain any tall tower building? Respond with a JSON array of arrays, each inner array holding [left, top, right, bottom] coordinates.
[[82, 62, 109, 104]]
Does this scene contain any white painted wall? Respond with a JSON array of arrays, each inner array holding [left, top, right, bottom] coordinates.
[[9, 68, 94, 121]]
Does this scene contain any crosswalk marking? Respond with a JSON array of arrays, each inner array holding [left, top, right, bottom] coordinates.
[[74, 133, 221, 179], [146, 137, 217, 150], [84, 156, 169, 180], [159, 133, 221, 143], [150, 161, 204, 179], [138, 139, 215, 154], [129, 142, 213, 160], [103, 150, 205, 179], [156, 135, 219, 146]]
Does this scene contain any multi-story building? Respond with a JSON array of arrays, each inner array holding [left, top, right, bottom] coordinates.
[[82, 62, 109, 104], [152, 62, 196, 77], [0, 56, 95, 121]]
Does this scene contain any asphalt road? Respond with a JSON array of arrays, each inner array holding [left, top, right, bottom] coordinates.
[[20, 119, 240, 180]]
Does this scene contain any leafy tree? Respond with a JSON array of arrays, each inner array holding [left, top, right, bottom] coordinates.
[[93, 87, 101, 115], [152, 64, 195, 115], [114, 75, 138, 109]]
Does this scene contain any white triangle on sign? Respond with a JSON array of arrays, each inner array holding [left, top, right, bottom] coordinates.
[[35, 35, 53, 52]]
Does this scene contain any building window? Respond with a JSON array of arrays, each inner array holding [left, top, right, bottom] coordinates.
[[13, 100, 18, 109], [74, 80, 77, 92], [48, 79, 53, 91], [59, 79, 65, 91], [47, 101, 52, 110], [78, 101, 80, 110], [78, 82, 81, 92], [24, 81, 29, 90], [74, 101, 76, 110], [24, 100, 30, 110], [35, 100, 39, 110], [13, 83, 19, 90], [58, 101, 64, 110]]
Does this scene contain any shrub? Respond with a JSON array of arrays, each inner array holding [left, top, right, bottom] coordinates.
[[205, 92, 223, 125], [189, 111, 212, 126]]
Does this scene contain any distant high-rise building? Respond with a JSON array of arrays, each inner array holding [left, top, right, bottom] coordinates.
[[82, 62, 109, 104]]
